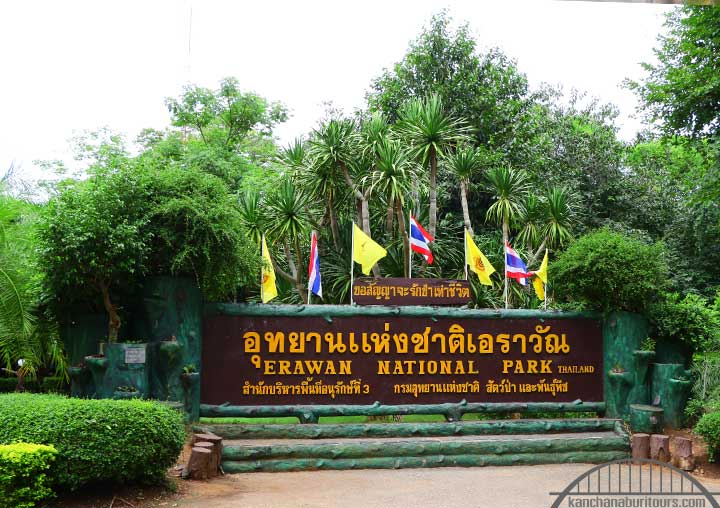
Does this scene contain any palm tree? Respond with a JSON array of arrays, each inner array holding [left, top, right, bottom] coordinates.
[[485, 166, 530, 306], [365, 139, 417, 276], [517, 192, 544, 251], [527, 186, 580, 266], [238, 189, 264, 245], [397, 95, 469, 237], [0, 195, 66, 379], [265, 180, 316, 302], [309, 119, 372, 237], [359, 114, 396, 236], [446, 145, 483, 236], [282, 138, 343, 248]]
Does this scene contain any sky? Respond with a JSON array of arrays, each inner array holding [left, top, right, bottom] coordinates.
[[0, 0, 673, 187]]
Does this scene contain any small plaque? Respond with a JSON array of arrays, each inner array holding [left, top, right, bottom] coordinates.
[[125, 346, 146, 364], [352, 278, 471, 306]]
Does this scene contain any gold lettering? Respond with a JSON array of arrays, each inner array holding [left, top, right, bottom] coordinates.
[[264, 361, 276, 374], [278, 361, 291, 375], [339, 361, 351, 375], [453, 360, 465, 374], [502, 360, 513, 374], [468, 360, 478, 374], [306, 361, 323, 375], [440, 361, 451, 374], [378, 360, 390, 375]]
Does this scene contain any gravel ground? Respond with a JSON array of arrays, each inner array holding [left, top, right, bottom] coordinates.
[[172, 464, 720, 508]]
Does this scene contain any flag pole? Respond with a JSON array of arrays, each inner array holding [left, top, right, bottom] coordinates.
[[463, 229, 468, 280], [350, 223, 355, 305], [504, 242, 508, 309], [544, 249, 548, 311], [408, 212, 412, 279], [260, 234, 265, 304], [307, 231, 313, 305]]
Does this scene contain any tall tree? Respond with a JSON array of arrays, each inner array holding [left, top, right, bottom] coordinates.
[[365, 139, 418, 275], [309, 119, 371, 239], [367, 11, 533, 151], [165, 77, 287, 149], [446, 144, 484, 236], [264, 180, 316, 302], [485, 166, 530, 305], [397, 95, 468, 237], [627, 6, 720, 137]]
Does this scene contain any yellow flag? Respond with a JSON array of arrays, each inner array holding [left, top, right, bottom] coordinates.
[[535, 249, 548, 284], [532, 250, 548, 300], [465, 229, 495, 286], [532, 276, 545, 301], [352, 223, 387, 275], [261, 235, 277, 303]]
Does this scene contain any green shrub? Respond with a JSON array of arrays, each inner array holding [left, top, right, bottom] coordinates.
[[551, 228, 669, 312], [696, 411, 720, 461], [0, 377, 67, 394], [0, 442, 57, 508], [0, 394, 185, 491], [685, 353, 720, 425], [648, 292, 720, 352]]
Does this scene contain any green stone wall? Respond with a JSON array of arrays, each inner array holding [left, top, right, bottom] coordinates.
[[602, 311, 651, 419], [64, 291, 689, 425]]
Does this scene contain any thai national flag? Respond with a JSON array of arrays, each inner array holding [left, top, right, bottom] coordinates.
[[505, 241, 531, 286], [308, 231, 322, 298], [409, 215, 434, 264]]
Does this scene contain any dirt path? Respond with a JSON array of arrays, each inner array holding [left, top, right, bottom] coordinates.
[[172, 465, 720, 508]]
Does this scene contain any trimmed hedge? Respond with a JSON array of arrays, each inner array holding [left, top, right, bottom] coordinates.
[[0, 376, 68, 394], [696, 411, 720, 462], [0, 442, 57, 508], [0, 394, 185, 491], [552, 228, 668, 312], [0, 378, 39, 393]]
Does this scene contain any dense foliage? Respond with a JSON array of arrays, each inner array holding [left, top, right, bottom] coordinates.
[[648, 292, 720, 352], [627, 6, 720, 136], [0, 193, 65, 378], [0, 442, 57, 508], [2, 8, 714, 378], [696, 411, 720, 462], [0, 394, 185, 490], [551, 229, 669, 312], [40, 160, 260, 339]]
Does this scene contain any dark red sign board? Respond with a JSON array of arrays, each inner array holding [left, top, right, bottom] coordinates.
[[201, 314, 603, 406], [352, 278, 471, 306]]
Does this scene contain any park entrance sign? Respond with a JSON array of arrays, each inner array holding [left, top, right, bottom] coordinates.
[[201, 305, 603, 407]]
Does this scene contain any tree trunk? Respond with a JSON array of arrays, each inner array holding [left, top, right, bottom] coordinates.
[[361, 198, 380, 277], [411, 179, 419, 217], [186, 447, 212, 480], [673, 437, 694, 471], [396, 201, 409, 278], [328, 196, 340, 249], [650, 434, 670, 462], [460, 179, 473, 236], [631, 433, 650, 459], [385, 205, 394, 237], [360, 198, 371, 237], [429, 146, 438, 237], [98, 280, 120, 343], [527, 238, 547, 268], [283, 240, 307, 303]]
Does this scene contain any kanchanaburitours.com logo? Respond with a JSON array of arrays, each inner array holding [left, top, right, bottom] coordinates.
[[549, 459, 720, 508]]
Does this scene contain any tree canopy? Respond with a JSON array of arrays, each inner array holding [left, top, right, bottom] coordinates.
[[627, 6, 720, 137]]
